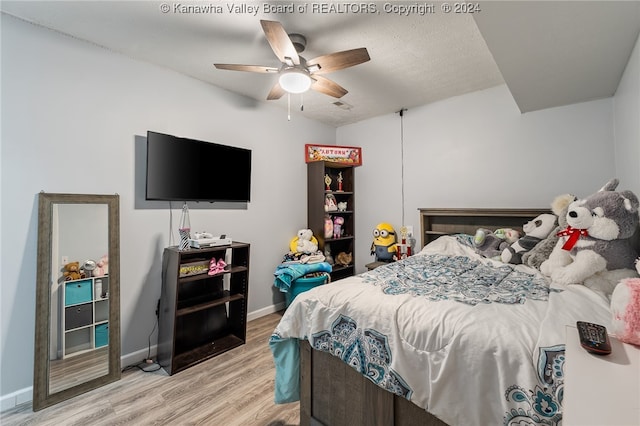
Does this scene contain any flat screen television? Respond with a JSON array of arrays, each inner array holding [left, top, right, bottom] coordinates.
[[145, 131, 251, 202]]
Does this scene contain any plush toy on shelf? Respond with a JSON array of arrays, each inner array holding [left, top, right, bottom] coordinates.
[[81, 259, 97, 278], [370, 222, 397, 262], [324, 215, 333, 239], [333, 216, 344, 239], [501, 213, 557, 264], [324, 194, 338, 212], [93, 254, 109, 277], [473, 228, 520, 260], [324, 246, 334, 266], [540, 178, 639, 291], [63, 261, 85, 281]]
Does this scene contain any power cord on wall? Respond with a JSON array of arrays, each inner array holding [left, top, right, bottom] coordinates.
[[168, 201, 175, 246], [395, 108, 417, 254], [121, 300, 161, 373], [138, 315, 161, 372], [397, 108, 408, 225]]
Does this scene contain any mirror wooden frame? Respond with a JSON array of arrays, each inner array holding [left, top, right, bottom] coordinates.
[[33, 193, 121, 411]]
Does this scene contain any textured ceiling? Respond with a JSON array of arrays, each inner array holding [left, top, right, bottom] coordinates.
[[474, 1, 640, 113], [2, 1, 639, 127]]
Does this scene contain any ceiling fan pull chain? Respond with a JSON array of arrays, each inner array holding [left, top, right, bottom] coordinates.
[[301, 93, 304, 111], [287, 92, 291, 121]]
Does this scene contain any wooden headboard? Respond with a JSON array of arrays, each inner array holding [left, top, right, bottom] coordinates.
[[419, 208, 551, 248]]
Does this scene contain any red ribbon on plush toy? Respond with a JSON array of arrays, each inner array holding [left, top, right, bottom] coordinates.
[[556, 226, 589, 251]]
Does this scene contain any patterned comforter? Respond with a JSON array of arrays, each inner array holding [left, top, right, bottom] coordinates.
[[270, 236, 613, 426]]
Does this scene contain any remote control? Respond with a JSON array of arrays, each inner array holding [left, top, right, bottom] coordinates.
[[576, 321, 611, 355]]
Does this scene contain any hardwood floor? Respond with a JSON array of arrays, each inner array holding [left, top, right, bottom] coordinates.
[[1, 312, 300, 426], [49, 347, 109, 394]]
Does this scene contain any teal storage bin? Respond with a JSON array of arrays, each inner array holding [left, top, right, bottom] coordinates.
[[65, 279, 93, 306], [286, 274, 329, 307], [95, 323, 109, 348]]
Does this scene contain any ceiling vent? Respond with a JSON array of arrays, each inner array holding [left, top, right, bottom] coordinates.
[[333, 101, 353, 110]]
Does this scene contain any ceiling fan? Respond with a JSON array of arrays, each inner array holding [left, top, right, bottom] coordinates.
[[214, 20, 370, 100]]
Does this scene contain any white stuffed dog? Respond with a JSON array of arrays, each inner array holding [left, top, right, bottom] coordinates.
[[296, 229, 318, 253], [540, 179, 639, 290]]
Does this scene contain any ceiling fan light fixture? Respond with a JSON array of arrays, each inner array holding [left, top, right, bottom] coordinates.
[[279, 69, 312, 94]]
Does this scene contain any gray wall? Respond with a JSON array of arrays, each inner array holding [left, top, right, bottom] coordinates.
[[614, 33, 640, 198], [1, 14, 336, 408], [338, 34, 640, 274]]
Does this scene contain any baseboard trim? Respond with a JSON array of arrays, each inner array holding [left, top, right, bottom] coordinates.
[[247, 301, 286, 322], [121, 345, 158, 368], [1, 303, 287, 413], [0, 388, 32, 412]]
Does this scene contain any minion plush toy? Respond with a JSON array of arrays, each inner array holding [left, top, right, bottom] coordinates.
[[371, 222, 397, 262]]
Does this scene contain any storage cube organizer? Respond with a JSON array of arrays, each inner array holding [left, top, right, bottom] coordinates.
[[65, 279, 93, 306], [95, 323, 109, 348], [65, 303, 93, 330]]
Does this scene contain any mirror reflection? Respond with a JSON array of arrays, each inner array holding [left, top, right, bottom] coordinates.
[[49, 203, 109, 394], [34, 193, 120, 411]]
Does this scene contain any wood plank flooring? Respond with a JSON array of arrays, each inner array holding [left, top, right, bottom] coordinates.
[[1, 311, 299, 426], [49, 347, 109, 394]]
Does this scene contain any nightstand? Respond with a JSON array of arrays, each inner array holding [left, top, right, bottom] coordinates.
[[563, 325, 640, 425], [365, 261, 387, 270]]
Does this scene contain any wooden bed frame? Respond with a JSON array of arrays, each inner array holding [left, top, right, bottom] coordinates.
[[418, 208, 552, 248], [299, 208, 550, 426]]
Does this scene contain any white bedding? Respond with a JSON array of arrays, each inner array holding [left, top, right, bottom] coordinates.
[[270, 236, 613, 426]]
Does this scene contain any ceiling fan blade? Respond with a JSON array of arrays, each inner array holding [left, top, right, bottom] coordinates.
[[307, 48, 370, 75], [260, 20, 300, 65], [267, 82, 286, 100], [214, 64, 279, 73], [311, 75, 348, 98]]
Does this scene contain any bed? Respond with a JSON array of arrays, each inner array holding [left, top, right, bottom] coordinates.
[[269, 209, 621, 426]]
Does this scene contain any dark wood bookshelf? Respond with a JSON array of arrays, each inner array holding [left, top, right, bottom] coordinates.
[[308, 161, 356, 280], [158, 242, 250, 375]]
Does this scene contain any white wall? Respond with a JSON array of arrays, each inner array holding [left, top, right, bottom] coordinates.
[[614, 32, 640, 197], [338, 85, 617, 273], [0, 14, 335, 407]]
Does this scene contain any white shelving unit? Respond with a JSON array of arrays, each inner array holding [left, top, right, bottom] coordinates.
[[61, 276, 109, 358]]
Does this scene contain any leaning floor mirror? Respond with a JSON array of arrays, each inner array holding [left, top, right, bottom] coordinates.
[[33, 193, 120, 411]]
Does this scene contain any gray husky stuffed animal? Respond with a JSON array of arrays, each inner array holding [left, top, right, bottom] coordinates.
[[540, 179, 640, 289]]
